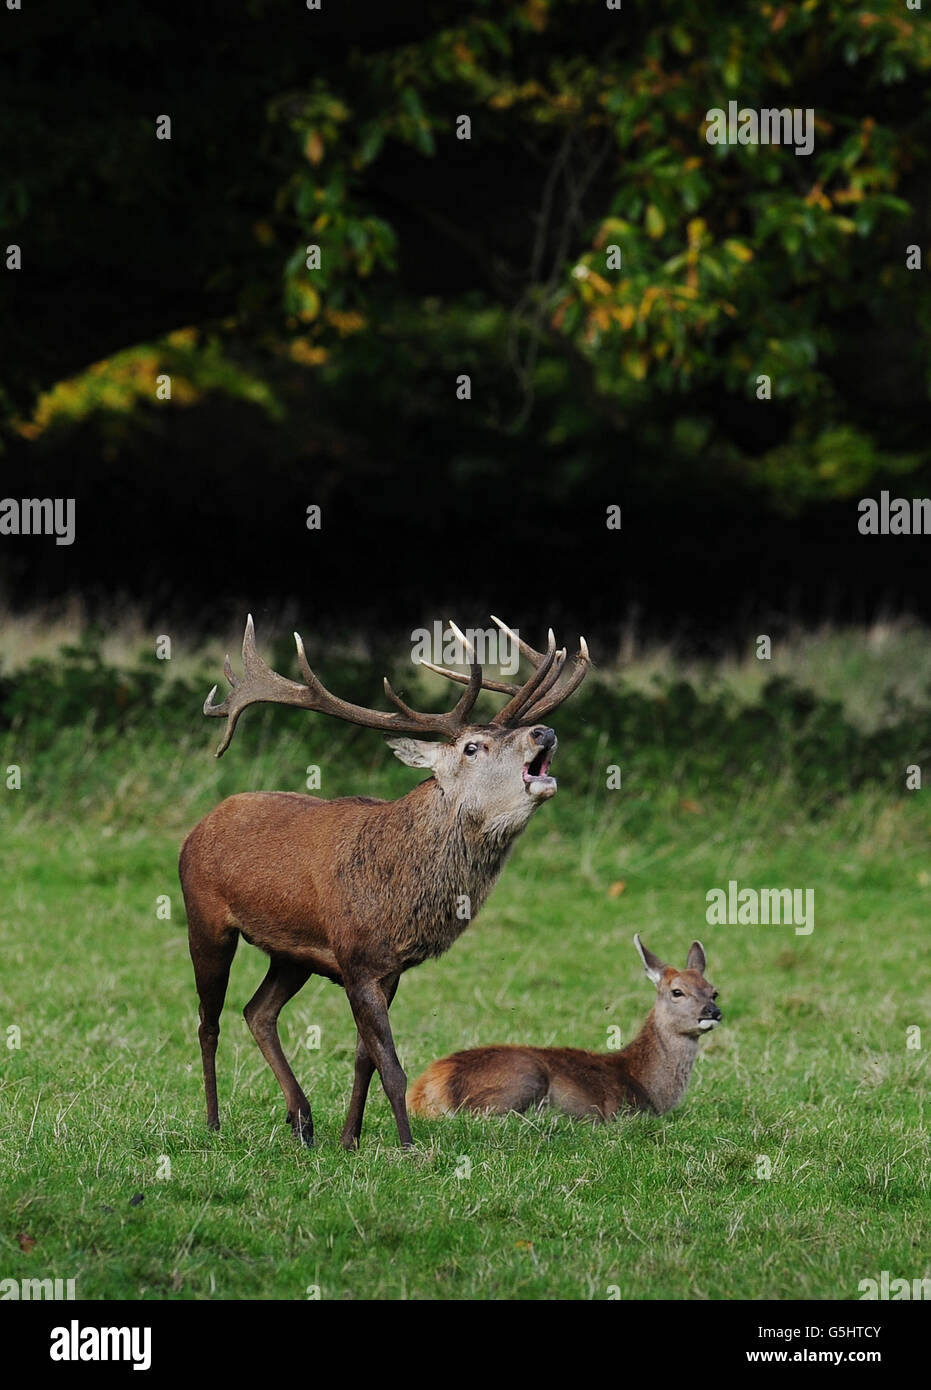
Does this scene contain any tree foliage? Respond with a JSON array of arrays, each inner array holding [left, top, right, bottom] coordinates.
[[3, 1, 931, 543]]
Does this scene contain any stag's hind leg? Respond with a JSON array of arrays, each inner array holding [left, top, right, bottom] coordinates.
[[244, 956, 314, 1145], [189, 926, 239, 1132]]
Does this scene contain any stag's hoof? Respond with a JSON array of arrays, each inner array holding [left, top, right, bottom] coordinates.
[[339, 1132, 360, 1151], [287, 1110, 314, 1148]]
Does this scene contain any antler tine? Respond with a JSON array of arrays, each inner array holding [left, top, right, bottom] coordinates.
[[445, 623, 497, 726], [490, 614, 550, 666], [383, 676, 426, 721], [385, 663, 484, 731], [417, 617, 523, 696], [293, 630, 327, 696], [447, 619, 474, 660], [203, 614, 273, 757], [418, 659, 521, 696], [513, 646, 567, 716], [446, 660, 484, 727], [491, 625, 559, 725], [517, 635, 591, 725]]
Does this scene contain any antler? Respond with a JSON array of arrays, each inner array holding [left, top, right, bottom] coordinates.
[[204, 614, 591, 756], [415, 615, 591, 728], [204, 615, 484, 756]]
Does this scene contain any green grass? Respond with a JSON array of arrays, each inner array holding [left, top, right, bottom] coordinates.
[[0, 619, 928, 1301], [1, 629, 930, 1300]]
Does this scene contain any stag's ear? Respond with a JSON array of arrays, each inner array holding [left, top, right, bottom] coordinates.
[[686, 940, 706, 973], [634, 933, 666, 987], [385, 737, 442, 769]]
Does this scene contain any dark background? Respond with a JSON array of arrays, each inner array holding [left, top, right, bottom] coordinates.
[[3, 0, 930, 649]]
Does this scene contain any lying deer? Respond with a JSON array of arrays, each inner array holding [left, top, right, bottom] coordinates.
[[408, 936, 721, 1121], [179, 615, 589, 1149]]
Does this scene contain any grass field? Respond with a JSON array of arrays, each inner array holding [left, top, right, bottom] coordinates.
[[0, 626, 929, 1300]]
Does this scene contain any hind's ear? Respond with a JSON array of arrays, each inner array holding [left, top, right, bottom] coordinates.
[[634, 933, 666, 987], [687, 940, 706, 973]]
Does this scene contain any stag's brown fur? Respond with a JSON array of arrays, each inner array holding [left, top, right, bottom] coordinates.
[[408, 938, 722, 1121]]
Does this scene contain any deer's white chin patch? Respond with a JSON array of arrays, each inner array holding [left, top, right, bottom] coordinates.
[[698, 1019, 718, 1031], [525, 775, 557, 799]]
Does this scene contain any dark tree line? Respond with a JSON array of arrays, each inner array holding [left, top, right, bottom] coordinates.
[[2, 0, 930, 639]]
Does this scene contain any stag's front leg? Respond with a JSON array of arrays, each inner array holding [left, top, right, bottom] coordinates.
[[344, 974, 412, 1148], [340, 974, 399, 1150]]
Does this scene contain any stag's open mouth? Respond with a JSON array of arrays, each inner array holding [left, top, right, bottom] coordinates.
[[523, 748, 556, 795]]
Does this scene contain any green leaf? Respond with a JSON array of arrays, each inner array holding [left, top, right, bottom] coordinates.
[[645, 205, 666, 239]]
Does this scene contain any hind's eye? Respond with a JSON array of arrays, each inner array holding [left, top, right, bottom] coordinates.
[[712, 991, 718, 1000], [671, 988, 684, 998], [463, 743, 478, 756]]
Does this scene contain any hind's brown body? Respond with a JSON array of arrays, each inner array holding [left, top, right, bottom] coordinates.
[[408, 937, 722, 1122], [408, 1043, 655, 1120]]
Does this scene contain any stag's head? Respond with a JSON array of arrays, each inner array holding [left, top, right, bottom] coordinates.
[[634, 935, 722, 1039], [203, 615, 590, 836], [385, 721, 559, 839]]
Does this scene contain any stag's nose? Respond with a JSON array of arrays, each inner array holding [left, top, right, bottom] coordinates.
[[702, 1004, 722, 1022], [530, 726, 556, 750]]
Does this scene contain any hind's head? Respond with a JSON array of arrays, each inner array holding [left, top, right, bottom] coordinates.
[[634, 934, 722, 1039]]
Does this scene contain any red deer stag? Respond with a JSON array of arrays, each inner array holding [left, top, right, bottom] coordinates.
[[408, 936, 722, 1121], [179, 615, 589, 1149]]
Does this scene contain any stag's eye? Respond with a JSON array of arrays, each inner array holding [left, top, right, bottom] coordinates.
[[671, 988, 684, 998], [463, 742, 478, 757], [712, 991, 718, 1000]]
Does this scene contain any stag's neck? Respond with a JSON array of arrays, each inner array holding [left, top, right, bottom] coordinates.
[[414, 778, 524, 898], [363, 779, 528, 963], [613, 1009, 700, 1115]]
